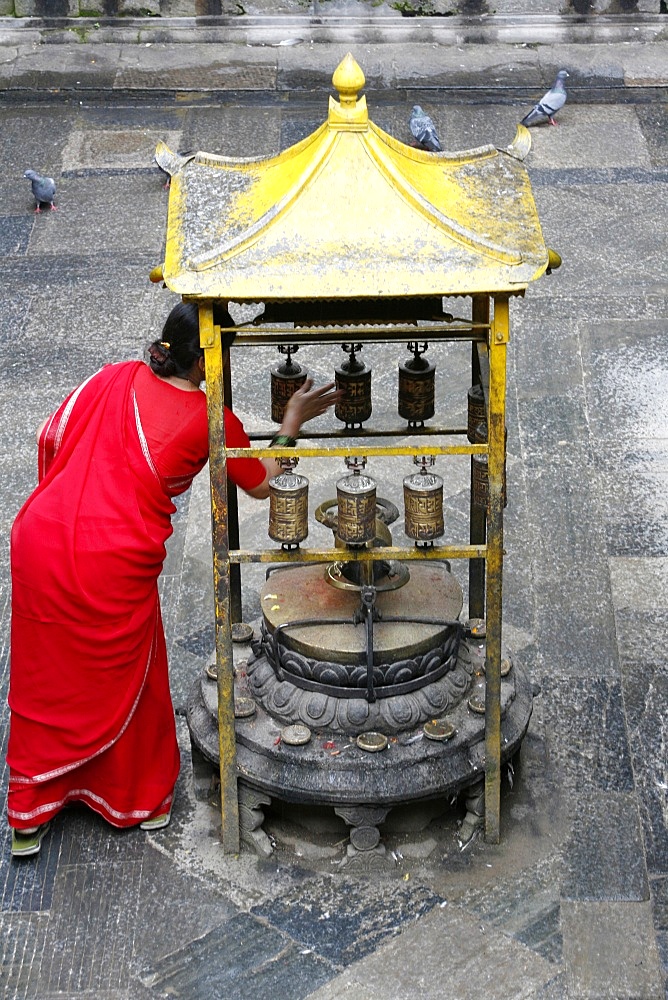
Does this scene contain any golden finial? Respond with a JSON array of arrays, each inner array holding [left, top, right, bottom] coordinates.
[[329, 54, 368, 130], [332, 53, 365, 108]]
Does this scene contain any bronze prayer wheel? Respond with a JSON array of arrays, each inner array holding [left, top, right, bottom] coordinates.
[[268, 471, 309, 547], [335, 343, 372, 428], [472, 421, 487, 444], [467, 384, 486, 443], [398, 357, 435, 427], [271, 361, 308, 424], [336, 473, 376, 546], [471, 423, 507, 509], [403, 469, 444, 543], [471, 454, 490, 510]]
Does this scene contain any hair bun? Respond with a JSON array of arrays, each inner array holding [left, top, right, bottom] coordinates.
[[148, 343, 168, 366]]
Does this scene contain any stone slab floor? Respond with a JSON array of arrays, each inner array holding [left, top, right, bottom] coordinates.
[[0, 84, 667, 999]]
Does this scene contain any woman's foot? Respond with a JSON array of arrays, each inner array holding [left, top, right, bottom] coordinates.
[[139, 808, 171, 831], [11, 822, 52, 858]]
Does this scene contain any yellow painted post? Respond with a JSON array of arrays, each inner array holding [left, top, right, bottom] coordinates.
[[200, 302, 240, 854], [484, 294, 509, 844], [222, 355, 243, 624], [469, 295, 489, 619]]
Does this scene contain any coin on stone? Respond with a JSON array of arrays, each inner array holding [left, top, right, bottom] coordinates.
[[423, 720, 456, 741], [467, 618, 486, 638], [468, 693, 486, 715], [356, 732, 388, 752], [231, 622, 254, 643], [281, 724, 311, 746], [205, 662, 217, 681], [234, 696, 256, 718]]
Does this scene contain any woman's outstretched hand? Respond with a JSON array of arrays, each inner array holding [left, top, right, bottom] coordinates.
[[281, 378, 342, 438], [244, 378, 343, 500]]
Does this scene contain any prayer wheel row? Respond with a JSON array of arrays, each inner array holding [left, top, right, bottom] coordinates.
[[271, 343, 436, 429], [267, 381, 506, 549], [269, 469, 379, 549], [269, 464, 447, 549]]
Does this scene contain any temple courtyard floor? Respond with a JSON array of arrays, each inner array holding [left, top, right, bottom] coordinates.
[[0, 20, 667, 1000]]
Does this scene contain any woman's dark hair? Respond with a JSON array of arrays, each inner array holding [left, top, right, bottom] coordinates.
[[148, 302, 236, 378]]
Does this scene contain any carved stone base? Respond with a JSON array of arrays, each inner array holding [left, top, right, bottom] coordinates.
[[238, 782, 273, 858], [334, 805, 395, 870], [186, 640, 534, 864], [340, 843, 393, 871], [459, 776, 485, 847]]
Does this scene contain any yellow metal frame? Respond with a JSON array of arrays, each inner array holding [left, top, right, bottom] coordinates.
[[152, 53, 560, 854], [485, 295, 509, 842], [202, 294, 510, 852], [200, 303, 240, 853]]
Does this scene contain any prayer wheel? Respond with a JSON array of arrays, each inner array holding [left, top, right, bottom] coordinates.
[[271, 345, 308, 423], [398, 342, 435, 428], [471, 423, 507, 510], [335, 343, 372, 429], [268, 464, 309, 548], [471, 453, 490, 510], [472, 421, 488, 445], [336, 470, 377, 546], [467, 384, 486, 443], [403, 456, 444, 544]]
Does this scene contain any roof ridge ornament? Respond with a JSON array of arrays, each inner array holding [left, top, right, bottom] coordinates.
[[329, 53, 368, 131]]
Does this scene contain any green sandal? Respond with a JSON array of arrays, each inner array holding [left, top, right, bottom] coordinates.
[[139, 809, 171, 831], [11, 822, 52, 858]]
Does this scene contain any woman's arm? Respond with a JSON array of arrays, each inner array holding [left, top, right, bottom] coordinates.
[[244, 378, 341, 500]]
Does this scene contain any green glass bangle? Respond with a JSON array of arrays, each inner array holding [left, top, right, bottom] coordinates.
[[270, 434, 297, 447]]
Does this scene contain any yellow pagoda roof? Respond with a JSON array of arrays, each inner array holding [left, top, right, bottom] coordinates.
[[155, 53, 553, 302]]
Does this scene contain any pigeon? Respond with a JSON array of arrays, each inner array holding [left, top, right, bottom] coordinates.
[[409, 105, 442, 152], [520, 70, 569, 127], [24, 170, 56, 213]]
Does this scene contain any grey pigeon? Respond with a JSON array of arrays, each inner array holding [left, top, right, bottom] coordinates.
[[409, 105, 442, 152], [24, 170, 56, 213], [520, 70, 569, 127]]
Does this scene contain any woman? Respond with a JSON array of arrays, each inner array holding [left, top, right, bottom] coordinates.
[[7, 301, 338, 857]]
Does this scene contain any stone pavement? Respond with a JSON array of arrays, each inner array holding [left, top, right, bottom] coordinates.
[[1, 22, 667, 1000], [0, 0, 663, 17], [0, 14, 667, 92]]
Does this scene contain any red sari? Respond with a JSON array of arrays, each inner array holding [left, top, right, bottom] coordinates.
[[7, 361, 264, 830]]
